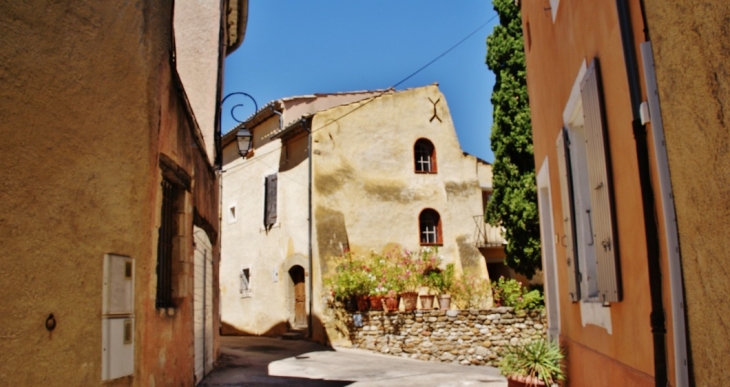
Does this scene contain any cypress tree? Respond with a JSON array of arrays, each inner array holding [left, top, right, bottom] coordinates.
[[485, 0, 541, 278]]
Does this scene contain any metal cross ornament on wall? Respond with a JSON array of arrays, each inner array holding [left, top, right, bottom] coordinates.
[[429, 97, 442, 123]]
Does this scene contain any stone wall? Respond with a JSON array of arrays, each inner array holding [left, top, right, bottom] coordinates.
[[344, 307, 546, 366]]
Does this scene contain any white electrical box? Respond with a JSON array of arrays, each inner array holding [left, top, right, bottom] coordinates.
[[103, 254, 134, 315], [102, 317, 134, 380], [102, 254, 134, 381]]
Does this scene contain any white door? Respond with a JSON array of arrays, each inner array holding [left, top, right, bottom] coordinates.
[[193, 227, 214, 384]]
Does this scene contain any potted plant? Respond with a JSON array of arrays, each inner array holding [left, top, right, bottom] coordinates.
[[499, 338, 565, 387], [325, 253, 372, 312], [436, 263, 455, 309], [421, 269, 441, 310]]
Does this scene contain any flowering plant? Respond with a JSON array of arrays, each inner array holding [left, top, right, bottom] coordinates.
[[324, 252, 372, 300], [491, 276, 544, 310], [451, 274, 492, 309], [326, 248, 450, 300]]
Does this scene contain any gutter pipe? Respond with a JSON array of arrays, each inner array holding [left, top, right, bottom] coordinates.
[[615, 1, 668, 386], [302, 118, 314, 339]]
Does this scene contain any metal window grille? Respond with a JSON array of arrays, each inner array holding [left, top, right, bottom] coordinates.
[[156, 179, 176, 308]]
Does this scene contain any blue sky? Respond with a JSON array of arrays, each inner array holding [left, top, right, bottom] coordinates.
[[223, 1, 499, 162]]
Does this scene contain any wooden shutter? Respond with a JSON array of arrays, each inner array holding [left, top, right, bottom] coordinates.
[[556, 129, 581, 302], [264, 174, 277, 226], [580, 59, 622, 303]]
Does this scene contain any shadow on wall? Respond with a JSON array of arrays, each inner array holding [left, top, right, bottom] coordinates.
[[220, 321, 290, 337], [220, 314, 333, 345]]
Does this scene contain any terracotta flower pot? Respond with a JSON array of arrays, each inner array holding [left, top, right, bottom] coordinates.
[[383, 295, 400, 312], [507, 376, 546, 387], [356, 295, 370, 312], [369, 295, 384, 311], [419, 294, 434, 310], [438, 294, 451, 310], [401, 292, 418, 311]]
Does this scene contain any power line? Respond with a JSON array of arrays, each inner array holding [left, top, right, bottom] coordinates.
[[222, 14, 498, 174]]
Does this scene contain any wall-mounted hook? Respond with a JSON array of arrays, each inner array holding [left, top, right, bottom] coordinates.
[[45, 313, 56, 332]]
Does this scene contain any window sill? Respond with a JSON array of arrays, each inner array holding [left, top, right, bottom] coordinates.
[[414, 171, 437, 174], [420, 243, 443, 246], [156, 307, 176, 317]]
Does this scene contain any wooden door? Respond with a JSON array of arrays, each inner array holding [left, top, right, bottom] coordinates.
[[290, 266, 306, 327]]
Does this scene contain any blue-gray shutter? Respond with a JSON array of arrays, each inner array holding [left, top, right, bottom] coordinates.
[[264, 174, 277, 226], [580, 59, 622, 303], [556, 129, 581, 302]]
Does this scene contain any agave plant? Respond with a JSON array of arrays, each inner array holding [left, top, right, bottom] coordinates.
[[499, 338, 565, 386]]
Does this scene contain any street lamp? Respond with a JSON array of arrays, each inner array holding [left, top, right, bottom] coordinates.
[[236, 127, 252, 157]]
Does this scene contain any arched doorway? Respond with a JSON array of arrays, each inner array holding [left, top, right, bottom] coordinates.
[[288, 265, 307, 328]]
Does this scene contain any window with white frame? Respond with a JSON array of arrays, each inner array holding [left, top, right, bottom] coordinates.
[[558, 59, 622, 304], [414, 139, 437, 173], [419, 209, 442, 245], [240, 268, 251, 297]]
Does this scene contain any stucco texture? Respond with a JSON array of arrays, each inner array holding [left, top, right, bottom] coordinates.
[[643, 1, 730, 385], [522, 0, 664, 385], [310, 86, 490, 343], [0, 1, 223, 386], [219, 86, 491, 343]]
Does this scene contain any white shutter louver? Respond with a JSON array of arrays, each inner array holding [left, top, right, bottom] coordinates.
[[556, 129, 581, 302], [580, 59, 622, 303]]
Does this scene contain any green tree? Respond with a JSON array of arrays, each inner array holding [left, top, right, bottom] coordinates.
[[485, 0, 541, 278]]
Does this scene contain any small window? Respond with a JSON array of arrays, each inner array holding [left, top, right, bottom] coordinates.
[[240, 268, 251, 297], [414, 139, 437, 173], [419, 209, 443, 245], [156, 179, 182, 309], [228, 204, 237, 223]]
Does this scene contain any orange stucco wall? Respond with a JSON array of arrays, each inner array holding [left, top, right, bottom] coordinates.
[[0, 1, 221, 386], [522, 1, 678, 385]]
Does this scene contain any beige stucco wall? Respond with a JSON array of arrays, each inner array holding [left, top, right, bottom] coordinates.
[[643, 2, 730, 385], [220, 115, 311, 336], [174, 0, 223, 165], [0, 1, 227, 386], [220, 86, 491, 342], [310, 85, 490, 343], [220, 93, 380, 336]]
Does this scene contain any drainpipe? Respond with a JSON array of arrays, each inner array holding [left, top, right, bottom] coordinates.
[[303, 118, 314, 339], [615, 1, 668, 386]]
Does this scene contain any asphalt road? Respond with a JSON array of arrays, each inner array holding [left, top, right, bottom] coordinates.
[[200, 336, 507, 387]]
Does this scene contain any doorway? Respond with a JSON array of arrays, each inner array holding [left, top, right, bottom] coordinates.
[[288, 265, 307, 328]]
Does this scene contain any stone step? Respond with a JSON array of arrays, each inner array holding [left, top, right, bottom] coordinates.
[[281, 329, 306, 340]]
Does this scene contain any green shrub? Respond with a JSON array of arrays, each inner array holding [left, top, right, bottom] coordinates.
[[499, 338, 565, 386], [491, 277, 544, 311]]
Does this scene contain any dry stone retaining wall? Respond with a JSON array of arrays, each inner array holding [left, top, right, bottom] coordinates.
[[344, 307, 546, 366]]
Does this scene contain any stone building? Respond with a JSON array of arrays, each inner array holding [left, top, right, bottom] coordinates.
[[521, 0, 729, 386], [0, 1, 247, 385], [220, 85, 502, 344]]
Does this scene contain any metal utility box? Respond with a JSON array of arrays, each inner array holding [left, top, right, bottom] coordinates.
[[102, 254, 135, 381]]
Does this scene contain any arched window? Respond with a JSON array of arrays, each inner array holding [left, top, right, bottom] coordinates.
[[419, 209, 442, 245], [414, 139, 437, 173]]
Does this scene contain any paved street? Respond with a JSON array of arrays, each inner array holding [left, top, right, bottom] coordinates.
[[201, 336, 507, 387]]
